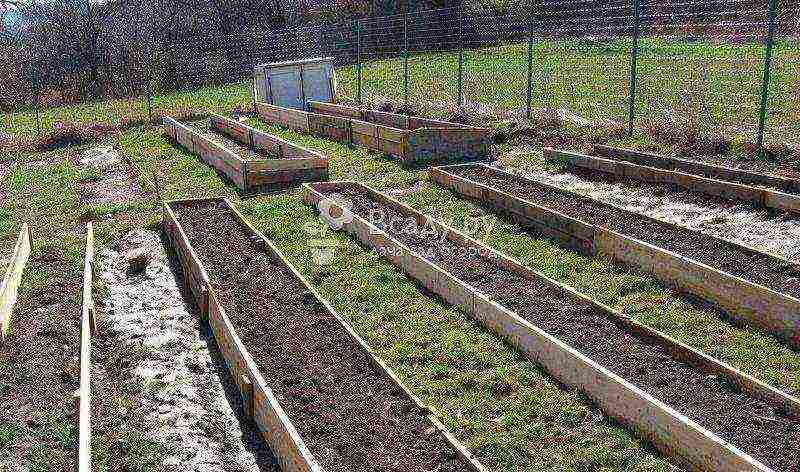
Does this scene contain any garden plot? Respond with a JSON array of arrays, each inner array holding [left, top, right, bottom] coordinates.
[[163, 116, 328, 192], [431, 163, 800, 349], [303, 181, 800, 472], [547, 147, 800, 213], [255, 100, 491, 165], [501, 146, 800, 259], [164, 198, 484, 472], [0, 244, 83, 471], [94, 228, 279, 471]]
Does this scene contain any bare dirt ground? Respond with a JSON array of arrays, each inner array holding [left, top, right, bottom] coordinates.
[[497, 147, 800, 260], [76, 146, 146, 206], [96, 229, 280, 472]]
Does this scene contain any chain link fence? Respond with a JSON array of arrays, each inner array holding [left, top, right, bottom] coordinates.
[[3, 1, 799, 151]]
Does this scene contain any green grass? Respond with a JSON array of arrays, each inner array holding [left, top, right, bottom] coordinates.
[[0, 423, 21, 448], [4, 38, 799, 146]]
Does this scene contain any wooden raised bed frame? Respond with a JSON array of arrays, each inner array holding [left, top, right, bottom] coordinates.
[[0, 224, 32, 344], [255, 100, 492, 165], [548, 146, 800, 213], [302, 180, 800, 472], [1, 224, 93, 469], [430, 163, 800, 350], [162, 197, 485, 472], [163, 116, 328, 191]]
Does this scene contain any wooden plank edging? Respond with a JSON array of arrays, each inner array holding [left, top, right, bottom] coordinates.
[[594, 145, 799, 192], [256, 101, 491, 165], [165, 115, 329, 190], [546, 148, 800, 213], [162, 198, 322, 472], [430, 164, 800, 349], [78, 223, 94, 472], [302, 181, 798, 472], [221, 199, 487, 472], [209, 114, 328, 171], [0, 224, 32, 343]]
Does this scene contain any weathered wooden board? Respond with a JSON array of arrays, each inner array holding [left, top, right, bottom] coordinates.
[[165, 116, 328, 191], [162, 204, 211, 314], [308, 101, 364, 120], [303, 181, 799, 471], [431, 164, 800, 350], [365, 110, 410, 129], [210, 115, 252, 147], [0, 224, 32, 343], [595, 145, 798, 192], [248, 168, 329, 187], [78, 223, 94, 472], [586, 146, 800, 212], [258, 102, 312, 132], [547, 148, 770, 205], [260, 101, 491, 165]]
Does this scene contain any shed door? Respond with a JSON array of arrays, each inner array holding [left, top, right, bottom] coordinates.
[[267, 66, 304, 110], [301, 63, 333, 106]]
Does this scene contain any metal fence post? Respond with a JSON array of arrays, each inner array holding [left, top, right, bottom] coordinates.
[[357, 19, 363, 104], [628, 0, 641, 137], [404, 13, 409, 105], [526, 17, 534, 119], [757, 0, 779, 154], [32, 62, 42, 137], [146, 11, 157, 123], [458, 5, 464, 107], [34, 93, 42, 137]]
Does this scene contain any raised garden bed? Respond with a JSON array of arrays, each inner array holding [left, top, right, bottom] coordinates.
[[0, 227, 95, 471], [547, 147, 800, 213], [1, 224, 31, 343], [255, 100, 491, 165], [163, 197, 484, 472], [595, 145, 800, 192], [303, 180, 800, 472], [430, 163, 800, 350], [163, 116, 328, 192]]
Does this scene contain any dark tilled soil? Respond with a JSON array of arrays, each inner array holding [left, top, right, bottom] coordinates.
[[172, 200, 471, 472], [324, 184, 800, 472], [451, 165, 800, 299], [186, 120, 282, 161], [0, 248, 82, 471]]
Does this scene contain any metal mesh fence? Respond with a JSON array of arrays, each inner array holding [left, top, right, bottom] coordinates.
[[3, 1, 799, 150]]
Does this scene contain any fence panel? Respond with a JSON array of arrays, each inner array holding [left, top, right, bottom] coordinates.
[[533, 0, 634, 125], [635, 0, 768, 144], [358, 14, 406, 104], [461, 10, 528, 115], [766, 4, 800, 148], [407, 8, 461, 111], [2, 1, 799, 155]]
